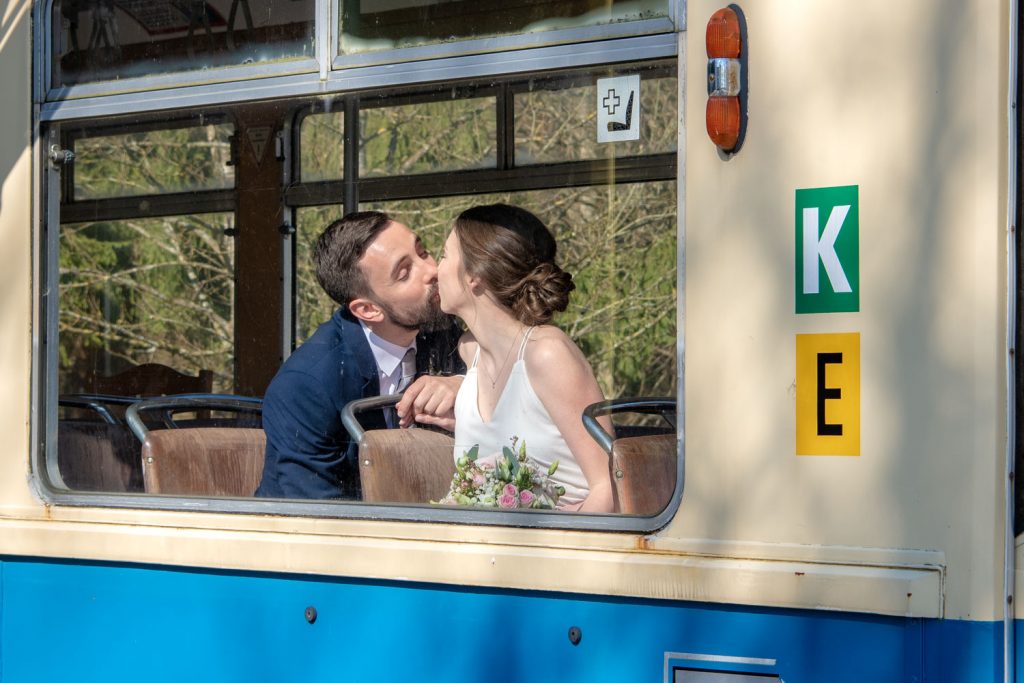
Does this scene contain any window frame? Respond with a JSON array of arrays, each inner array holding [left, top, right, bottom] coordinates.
[[59, 113, 236, 221], [288, 62, 677, 208], [34, 40, 684, 533], [36, 0, 684, 105]]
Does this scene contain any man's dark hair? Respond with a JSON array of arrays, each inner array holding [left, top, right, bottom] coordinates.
[[313, 211, 392, 306]]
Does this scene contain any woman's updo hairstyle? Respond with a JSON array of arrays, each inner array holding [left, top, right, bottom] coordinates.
[[454, 204, 575, 326]]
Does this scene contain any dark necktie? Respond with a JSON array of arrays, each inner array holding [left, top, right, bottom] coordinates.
[[397, 347, 416, 392], [386, 348, 416, 428]]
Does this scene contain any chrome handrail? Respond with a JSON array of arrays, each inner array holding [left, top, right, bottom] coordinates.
[[581, 397, 676, 455], [341, 393, 403, 443], [58, 393, 137, 425], [126, 393, 263, 442]]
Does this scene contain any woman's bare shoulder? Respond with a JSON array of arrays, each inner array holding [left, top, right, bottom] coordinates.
[[524, 326, 586, 369], [523, 326, 603, 406]]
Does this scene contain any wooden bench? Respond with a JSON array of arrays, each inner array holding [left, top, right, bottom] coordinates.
[[342, 393, 457, 504], [141, 428, 266, 497], [358, 429, 456, 504], [57, 421, 143, 492], [583, 397, 678, 515], [94, 363, 213, 397]]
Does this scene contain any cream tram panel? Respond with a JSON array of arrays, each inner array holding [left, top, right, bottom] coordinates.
[[679, 0, 1007, 622], [0, 0, 33, 512]]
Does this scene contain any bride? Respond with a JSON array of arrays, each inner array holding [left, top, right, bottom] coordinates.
[[436, 203, 613, 512]]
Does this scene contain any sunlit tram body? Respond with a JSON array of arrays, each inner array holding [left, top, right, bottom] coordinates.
[[0, 0, 1021, 680]]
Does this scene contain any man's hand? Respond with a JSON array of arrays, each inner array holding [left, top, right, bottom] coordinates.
[[395, 375, 464, 431]]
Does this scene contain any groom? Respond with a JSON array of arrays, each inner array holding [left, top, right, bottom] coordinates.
[[256, 211, 464, 499]]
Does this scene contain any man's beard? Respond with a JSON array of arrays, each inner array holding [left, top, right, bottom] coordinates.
[[378, 284, 450, 333]]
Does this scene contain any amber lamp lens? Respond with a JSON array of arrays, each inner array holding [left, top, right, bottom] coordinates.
[[706, 7, 741, 58], [706, 96, 740, 150]]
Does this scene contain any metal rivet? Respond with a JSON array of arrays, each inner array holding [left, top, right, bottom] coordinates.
[[305, 606, 317, 624], [568, 626, 582, 645], [614, 469, 624, 479]]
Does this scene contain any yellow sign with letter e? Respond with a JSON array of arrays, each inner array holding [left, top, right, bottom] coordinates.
[[796, 333, 860, 455]]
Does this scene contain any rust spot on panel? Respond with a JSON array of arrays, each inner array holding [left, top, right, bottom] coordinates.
[[635, 535, 652, 551], [794, 571, 805, 576]]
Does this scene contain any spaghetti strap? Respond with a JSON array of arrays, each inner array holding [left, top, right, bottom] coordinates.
[[517, 326, 535, 361], [470, 345, 481, 369]]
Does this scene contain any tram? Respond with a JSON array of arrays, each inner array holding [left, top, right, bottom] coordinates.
[[0, 0, 1020, 680]]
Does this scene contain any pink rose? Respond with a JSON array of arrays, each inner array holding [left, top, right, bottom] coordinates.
[[498, 492, 519, 508], [472, 473, 486, 487], [519, 490, 535, 506], [503, 483, 518, 497]]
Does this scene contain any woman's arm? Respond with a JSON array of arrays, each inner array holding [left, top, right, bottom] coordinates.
[[526, 328, 614, 513]]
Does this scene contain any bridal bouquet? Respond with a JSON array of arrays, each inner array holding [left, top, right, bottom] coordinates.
[[435, 438, 564, 509]]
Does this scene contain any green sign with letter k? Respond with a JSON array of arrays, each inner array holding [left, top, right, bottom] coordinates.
[[795, 185, 859, 314]]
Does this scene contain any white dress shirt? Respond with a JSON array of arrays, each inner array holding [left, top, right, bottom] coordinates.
[[360, 321, 416, 395]]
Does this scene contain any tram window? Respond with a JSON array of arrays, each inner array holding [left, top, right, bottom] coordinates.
[[339, 0, 669, 55], [515, 73, 677, 164], [59, 213, 236, 395], [46, 59, 681, 522], [299, 112, 346, 183], [71, 122, 234, 200], [51, 0, 316, 87], [359, 96, 497, 177]]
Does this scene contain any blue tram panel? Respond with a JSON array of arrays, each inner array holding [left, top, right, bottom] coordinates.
[[0, 559, 1006, 683]]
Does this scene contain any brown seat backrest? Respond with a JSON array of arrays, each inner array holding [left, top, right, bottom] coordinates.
[[142, 428, 265, 496], [58, 421, 144, 492], [611, 433, 677, 515], [95, 363, 213, 397], [359, 429, 456, 504]]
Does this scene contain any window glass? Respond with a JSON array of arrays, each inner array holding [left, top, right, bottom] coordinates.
[[50, 60, 679, 519], [339, 0, 669, 56], [59, 213, 236, 395], [359, 96, 497, 177], [72, 123, 235, 200], [51, 0, 315, 87], [515, 73, 677, 164], [366, 182, 677, 401], [295, 205, 347, 342], [299, 111, 345, 183]]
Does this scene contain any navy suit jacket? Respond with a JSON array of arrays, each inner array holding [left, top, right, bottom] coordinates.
[[256, 309, 463, 500]]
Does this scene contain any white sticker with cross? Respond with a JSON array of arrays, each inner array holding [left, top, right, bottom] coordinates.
[[596, 75, 641, 143]]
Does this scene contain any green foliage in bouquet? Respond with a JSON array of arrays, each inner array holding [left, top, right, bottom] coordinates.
[[434, 439, 565, 509]]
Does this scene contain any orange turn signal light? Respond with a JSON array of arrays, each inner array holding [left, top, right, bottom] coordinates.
[[705, 5, 746, 153], [706, 7, 741, 59], [706, 96, 741, 151]]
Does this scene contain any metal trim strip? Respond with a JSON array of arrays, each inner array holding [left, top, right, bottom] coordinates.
[[40, 35, 678, 122]]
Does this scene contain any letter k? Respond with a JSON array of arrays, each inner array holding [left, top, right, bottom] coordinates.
[[803, 205, 852, 295]]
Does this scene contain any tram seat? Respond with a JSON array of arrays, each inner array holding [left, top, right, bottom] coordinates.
[[609, 433, 677, 515], [358, 429, 456, 503], [57, 394, 145, 492], [57, 421, 144, 492], [583, 398, 678, 515], [342, 394, 457, 504], [126, 395, 266, 496], [141, 428, 266, 497], [95, 363, 214, 397]]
